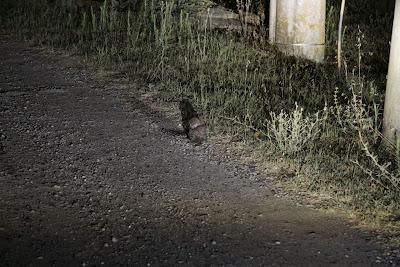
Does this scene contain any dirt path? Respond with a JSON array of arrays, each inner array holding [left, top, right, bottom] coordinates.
[[0, 38, 398, 266]]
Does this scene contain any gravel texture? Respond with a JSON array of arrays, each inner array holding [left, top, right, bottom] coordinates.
[[0, 38, 399, 266]]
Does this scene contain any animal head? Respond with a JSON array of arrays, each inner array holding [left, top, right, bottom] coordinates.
[[179, 98, 197, 119]]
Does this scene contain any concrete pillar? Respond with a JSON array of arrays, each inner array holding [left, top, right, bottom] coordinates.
[[383, 0, 400, 143], [270, 0, 326, 63]]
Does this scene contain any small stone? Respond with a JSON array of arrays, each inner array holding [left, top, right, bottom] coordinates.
[[211, 240, 217, 245], [112, 237, 118, 243]]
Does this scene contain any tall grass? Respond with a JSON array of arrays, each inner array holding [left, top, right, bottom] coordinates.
[[3, 0, 399, 225]]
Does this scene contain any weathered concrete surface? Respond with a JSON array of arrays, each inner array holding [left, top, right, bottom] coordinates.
[[383, 0, 400, 142], [0, 38, 398, 266], [196, 6, 261, 33]]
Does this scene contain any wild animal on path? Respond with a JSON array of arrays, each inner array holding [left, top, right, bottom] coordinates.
[[179, 99, 207, 145]]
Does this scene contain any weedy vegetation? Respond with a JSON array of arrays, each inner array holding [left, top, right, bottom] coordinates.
[[1, 0, 399, 230]]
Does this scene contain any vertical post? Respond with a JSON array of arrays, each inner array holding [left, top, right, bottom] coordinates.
[[269, 0, 277, 44], [273, 0, 326, 63], [337, 0, 346, 70], [383, 0, 400, 143]]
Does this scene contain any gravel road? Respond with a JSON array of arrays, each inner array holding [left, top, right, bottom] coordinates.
[[0, 38, 398, 266]]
